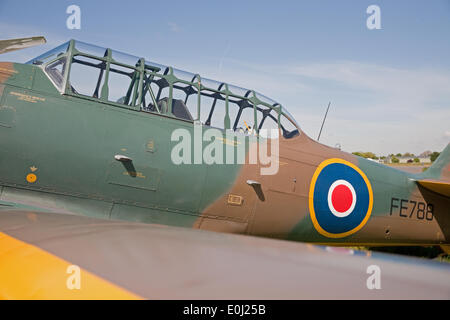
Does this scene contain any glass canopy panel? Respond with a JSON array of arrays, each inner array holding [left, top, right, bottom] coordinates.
[[172, 68, 197, 83], [201, 77, 225, 91], [255, 92, 278, 107], [111, 50, 142, 68], [26, 41, 70, 65], [74, 41, 108, 58], [145, 60, 168, 73], [227, 84, 251, 99], [281, 107, 300, 129], [25, 39, 301, 129]]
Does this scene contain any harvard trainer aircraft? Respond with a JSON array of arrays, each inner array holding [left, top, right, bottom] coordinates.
[[0, 37, 449, 250], [0, 37, 449, 299]]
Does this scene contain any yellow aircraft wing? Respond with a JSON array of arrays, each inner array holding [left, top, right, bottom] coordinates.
[[417, 179, 450, 197], [0, 209, 449, 299]]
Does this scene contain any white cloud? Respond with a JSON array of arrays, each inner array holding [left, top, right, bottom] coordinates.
[[168, 22, 180, 33], [1, 21, 448, 155], [185, 58, 450, 155], [281, 62, 450, 154], [287, 61, 450, 110]]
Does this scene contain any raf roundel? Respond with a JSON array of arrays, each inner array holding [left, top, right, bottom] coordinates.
[[309, 159, 373, 238]]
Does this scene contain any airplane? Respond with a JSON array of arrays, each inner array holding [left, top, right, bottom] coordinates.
[[0, 37, 449, 253]]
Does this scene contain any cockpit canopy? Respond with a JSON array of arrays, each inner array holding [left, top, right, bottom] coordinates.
[[27, 40, 300, 139]]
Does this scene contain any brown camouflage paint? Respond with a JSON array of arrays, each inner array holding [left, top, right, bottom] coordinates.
[[0, 62, 15, 86], [196, 131, 357, 237], [196, 131, 449, 246]]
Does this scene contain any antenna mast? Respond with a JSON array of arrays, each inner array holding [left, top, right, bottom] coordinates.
[[317, 101, 331, 141]]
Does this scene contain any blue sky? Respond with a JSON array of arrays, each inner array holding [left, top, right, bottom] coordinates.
[[1, 0, 449, 155]]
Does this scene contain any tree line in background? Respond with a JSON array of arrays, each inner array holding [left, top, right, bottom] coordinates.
[[351, 151, 441, 163]]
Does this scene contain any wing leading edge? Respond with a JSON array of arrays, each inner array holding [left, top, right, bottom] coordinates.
[[417, 179, 450, 198]]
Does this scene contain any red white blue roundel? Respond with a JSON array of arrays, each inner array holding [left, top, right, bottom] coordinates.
[[309, 158, 373, 238]]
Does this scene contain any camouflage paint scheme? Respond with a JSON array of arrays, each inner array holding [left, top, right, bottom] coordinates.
[[0, 37, 46, 55], [0, 40, 449, 249]]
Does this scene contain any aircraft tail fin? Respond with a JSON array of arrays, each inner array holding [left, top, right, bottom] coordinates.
[[416, 143, 450, 197], [419, 143, 450, 182]]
